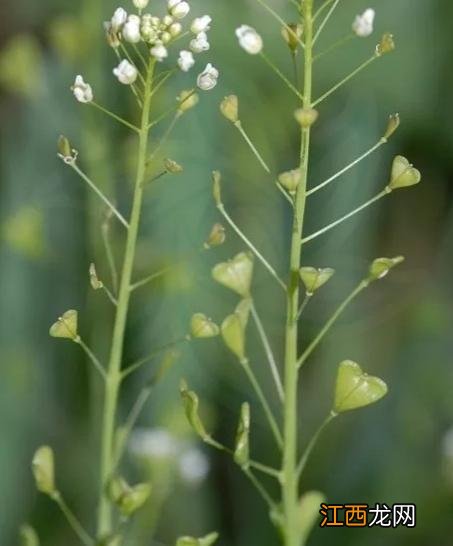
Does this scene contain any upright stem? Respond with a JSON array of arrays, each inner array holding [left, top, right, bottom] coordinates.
[[282, 2, 313, 546], [97, 59, 155, 537]]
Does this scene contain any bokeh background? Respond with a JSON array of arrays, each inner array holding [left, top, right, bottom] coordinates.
[[1, 0, 452, 544]]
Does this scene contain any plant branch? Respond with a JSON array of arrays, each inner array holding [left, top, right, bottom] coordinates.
[[234, 121, 270, 173], [260, 52, 304, 101], [52, 492, 94, 546], [313, 0, 340, 44], [254, 0, 305, 49], [76, 337, 106, 379], [90, 102, 140, 133], [296, 413, 336, 479]]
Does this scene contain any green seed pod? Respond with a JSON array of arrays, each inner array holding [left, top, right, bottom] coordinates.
[[368, 256, 404, 282], [376, 32, 395, 56], [49, 309, 78, 340], [177, 90, 199, 114], [57, 135, 72, 158], [212, 252, 254, 297], [107, 476, 129, 504], [387, 155, 421, 191], [97, 534, 123, 546], [164, 158, 183, 174], [234, 298, 252, 329], [294, 107, 318, 129], [221, 313, 246, 360], [180, 380, 210, 441], [334, 360, 388, 414], [382, 113, 400, 141], [234, 403, 250, 469], [281, 23, 302, 52], [19, 524, 40, 546], [118, 483, 152, 517], [278, 168, 301, 194], [32, 446, 56, 495], [212, 171, 222, 206], [176, 532, 219, 546], [204, 223, 226, 249], [190, 313, 220, 338], [299, 267, 335, 295], [220, 95, 239, 123], [89, 263, 103, 290], [299, 491, 326, 544]]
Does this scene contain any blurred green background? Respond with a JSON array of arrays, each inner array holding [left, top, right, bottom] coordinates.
[[1, 0, 452, 544]]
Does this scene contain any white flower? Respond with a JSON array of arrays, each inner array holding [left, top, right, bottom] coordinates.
[[178, 50, 195, 72], [133, 0, 149, 9], [170, 0, 190, 19], [72, 75, 93, 103], [169, 22, 182, 37], [236, 25, 263, 55], [113, 59, 138, 84], [129, 428, 179, 459], [179, 448, 210, 485], [150, 43, 168, 62], [191, 15, 211, 34], [111, 7, 127, 31], [122, 14, 141, 43], [190, 32, 210, 53], [197, 63, 219, 91], [352, 8, 375, 37]]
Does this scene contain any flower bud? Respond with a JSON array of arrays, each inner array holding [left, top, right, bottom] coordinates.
[[212, 171, 222, 206], [204, 223, 226, 248], [164, 158, 183, 173], [32, 446, 56, 495], [191, 15, 212, 34], [221, 313, 246, 360], [334, 360, 388, 414], [278, 168, 301, 194], [190, 313, 220, 338], [20, 524, 40, 546], [212, 252, 254, 297], [133, 0, 149, 9], [177, 89, 199, 114], [234, 403, 250, 469], [387, 155, 421, 191], [111, 8, 128, 32], [376, 33, 395, 56], [57, 135, 72, 159], [105, 24, 121, 48], [382, 113, 400, 141], [236, 25, 263, 55], [176, 533, 219, 546], [281, 23, 302, 52], [150, 44, 168, 62], [72, 75, 93, 103], [294, 107, 318, 128], [118, 483, 152, 516], [169, 22, 182, 37], [113, 59, 138, 85], [220, 95, 239, 123], [299, 267, 335, 295], [122, 15, 141, 43], [89, 262, 103, 290], [367, 256, 404, 282], [170, 1, 190, 20], [180, 380, 211, 441], [49, 309, 78, 340]]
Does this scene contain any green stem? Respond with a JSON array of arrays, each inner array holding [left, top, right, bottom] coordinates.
[[234, 121, 271, 173], [97, 58, 156, 537], [243, 468, 276, 509], [282, 2, 313, 545], [91, 101, 140, 133], [53, 492, 94, 546], [296, 293, 312, 321], [296, 413, 336, 478], [301, 189, 389, 243], [76, 337, 106, 379], [306, 139, 385, 196], [101, 216, 119, 294], [296, 280, 367, 369], [311, 54, 378, 107], [313, 33, 354, 62], [240, 358, 283, 449]]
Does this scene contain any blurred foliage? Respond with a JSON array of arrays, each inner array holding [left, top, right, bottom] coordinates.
[[0, 0, 452, 545]]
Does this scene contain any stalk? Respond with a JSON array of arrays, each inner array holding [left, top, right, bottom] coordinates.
[[282, 1, 313, 545], [97, 59, 156, 537]]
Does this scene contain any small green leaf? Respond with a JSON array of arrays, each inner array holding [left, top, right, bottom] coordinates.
[[299, 267, 335, 295], [387, 155, 421, 190], [32, 446, 56, 495], [212, 251, 254, 297], [334, 360, 388, 414], [221, 313, 246, 360], [190, 313, 220, 338], [180, 380, 210, 441], [118, 483, 152, 517], [299, 491, 326, 544], [176, 532, 219, 546], [368, 256, 404, 281], [234, 403, 250, 469], [49, 309, 78, 340], [19, 524, 40, 546]]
